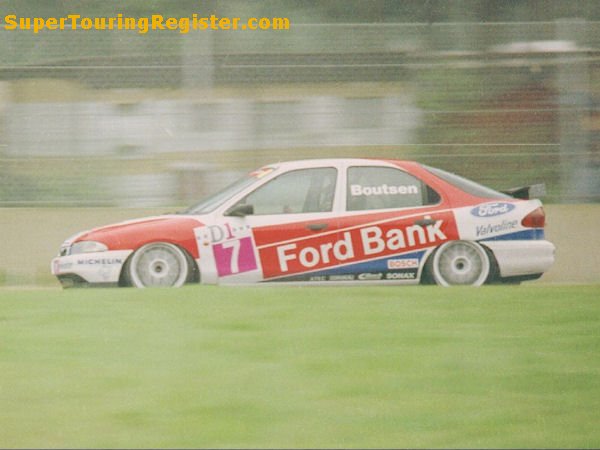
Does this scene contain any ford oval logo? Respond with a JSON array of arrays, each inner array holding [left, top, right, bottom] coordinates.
[[471, 202, 515, 218]]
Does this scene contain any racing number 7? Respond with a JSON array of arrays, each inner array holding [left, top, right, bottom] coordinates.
[[213, 236, 258, 277], [221, 239, 240, 274]]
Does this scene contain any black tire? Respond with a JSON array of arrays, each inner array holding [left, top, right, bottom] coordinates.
[[431, 240, 491, 286]]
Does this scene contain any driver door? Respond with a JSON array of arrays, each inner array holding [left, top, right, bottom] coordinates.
[[227, 166, 341, 283]]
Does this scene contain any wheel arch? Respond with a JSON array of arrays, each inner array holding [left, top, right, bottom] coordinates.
[[479, 242, 500, 284], [119, 241, 200, 287], [421, 239, 498, 286]]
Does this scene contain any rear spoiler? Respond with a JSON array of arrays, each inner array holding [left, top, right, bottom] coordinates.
[[501, 183, 546, 200]]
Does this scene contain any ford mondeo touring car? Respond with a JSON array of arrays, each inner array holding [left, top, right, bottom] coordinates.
[[51, 159, 555, 288]]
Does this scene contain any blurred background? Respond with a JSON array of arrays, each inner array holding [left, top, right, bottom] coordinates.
[[1, 0, 600, 285], [2, 0, 600, 207]]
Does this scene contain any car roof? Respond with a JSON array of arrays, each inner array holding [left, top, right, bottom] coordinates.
[[263, 158, 417, 171]]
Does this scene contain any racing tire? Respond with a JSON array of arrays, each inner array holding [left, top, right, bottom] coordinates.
[[126, 242, 190, 288], [431, 240, 490, 286]]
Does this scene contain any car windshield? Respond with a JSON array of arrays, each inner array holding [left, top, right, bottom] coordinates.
[[182, 168, 275, 214], [424, 165, 510, 200]]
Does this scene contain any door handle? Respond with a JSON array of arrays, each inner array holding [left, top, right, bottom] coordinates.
[[414, 218, 436, 227], [306, 223, 328, 231]]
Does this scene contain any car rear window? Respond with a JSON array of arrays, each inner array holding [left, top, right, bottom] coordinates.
[[424, 165, 510, 200]]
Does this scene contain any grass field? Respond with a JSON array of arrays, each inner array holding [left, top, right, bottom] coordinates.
[[1, 285, 599, 448]]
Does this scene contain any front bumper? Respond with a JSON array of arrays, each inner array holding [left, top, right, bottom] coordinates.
[[51, 250, 133, 287], [481, 240, 555, 278]]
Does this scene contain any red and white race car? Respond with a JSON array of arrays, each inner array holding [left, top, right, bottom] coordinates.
[[51, 159, 555, 288]]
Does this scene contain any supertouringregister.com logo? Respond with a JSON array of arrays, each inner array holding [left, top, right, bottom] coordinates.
[[1, 13, 290, 33]]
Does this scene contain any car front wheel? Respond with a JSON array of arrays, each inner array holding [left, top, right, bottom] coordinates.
[[127, 242, 190, 288], [431, 240, 490, 286]]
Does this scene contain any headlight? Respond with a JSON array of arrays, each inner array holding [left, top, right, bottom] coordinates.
[[70, 241, 108, 255]]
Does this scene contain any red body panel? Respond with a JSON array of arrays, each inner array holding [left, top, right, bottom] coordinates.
[[253, 217, 340, 247], [257, 210, 459, 279], [76, 216, 203, 258]]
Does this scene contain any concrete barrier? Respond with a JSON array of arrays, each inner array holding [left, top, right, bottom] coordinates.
[[0, 205, 598, 286]]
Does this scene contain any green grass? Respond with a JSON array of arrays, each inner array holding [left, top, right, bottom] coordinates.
[[1, 285, 599, 448]]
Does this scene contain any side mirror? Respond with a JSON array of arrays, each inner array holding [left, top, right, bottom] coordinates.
[[225, 203, 254, 217]]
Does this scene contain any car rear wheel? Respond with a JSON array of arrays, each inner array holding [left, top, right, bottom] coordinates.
[[127, 242, 189, 288], [431, 240, 490, 286]]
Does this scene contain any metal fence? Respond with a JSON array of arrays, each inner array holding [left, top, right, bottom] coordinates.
[[1, 20, 600, 206]]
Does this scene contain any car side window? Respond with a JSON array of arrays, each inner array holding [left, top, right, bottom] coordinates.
[[346, 166, 440, 211], [236, 167, 337, 215]]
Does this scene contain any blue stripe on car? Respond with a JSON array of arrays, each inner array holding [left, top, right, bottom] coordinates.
[[480, 229, 545, 241]]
